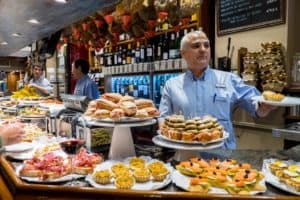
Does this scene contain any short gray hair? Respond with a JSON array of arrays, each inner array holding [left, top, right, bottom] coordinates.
[[180, 30, 208, 50]]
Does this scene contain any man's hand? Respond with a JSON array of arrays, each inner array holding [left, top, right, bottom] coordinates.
[[256, 102, 277, 117], [0, 123, 25, 145], [28, 83, 37, 88]]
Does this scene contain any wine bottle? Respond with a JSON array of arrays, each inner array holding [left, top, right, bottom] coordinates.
[[113, 46, 118, 66], [156, 35, 163, 61], [146, 40, 153, 62], [122, 45, 127, 65], [169, 32, 176, 59], [106, 46, 113, 66], [135, 41, 141, 63], [98, 47, 104, 66], [140, 41, 146, 63], [103, 46, 108, 66], [162, 33, 169, 60], [126, 43, 132, 64]]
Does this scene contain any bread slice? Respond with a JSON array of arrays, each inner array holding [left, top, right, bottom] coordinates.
[[73, 166, 93, 175], [19, 168, 42, 177]]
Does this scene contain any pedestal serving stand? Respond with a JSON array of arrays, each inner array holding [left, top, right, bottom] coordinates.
[[82, 117, 157, 160]]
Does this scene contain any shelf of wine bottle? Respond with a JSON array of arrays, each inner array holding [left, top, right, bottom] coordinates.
[[102, 58, 187, 76]]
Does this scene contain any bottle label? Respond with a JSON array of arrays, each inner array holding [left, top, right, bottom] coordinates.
[[133, 90, 138, 97], [163, 52, 168, 60], [107, 56, 112, 66], [135, 51, 140, 58], [143, 85, 149, 96], [169, 50, 176, 59], [141, 49, 145, 59], [147, 48, 153, 56], [157, 46, 162, 57]]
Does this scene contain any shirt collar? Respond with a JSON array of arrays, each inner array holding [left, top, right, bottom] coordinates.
[[33, 76, 44, 82], [186, 66, 211, 81], [77, 74, 89, 83]]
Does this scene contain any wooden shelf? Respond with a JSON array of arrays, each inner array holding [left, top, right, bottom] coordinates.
[[117, 23, 199, 45], [285, 87, 300, 93], [285, 115, 300, 120]]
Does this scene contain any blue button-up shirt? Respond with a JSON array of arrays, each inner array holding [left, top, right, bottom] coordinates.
[[159, 67, 260, 149], [74, 75, 100, 100], [29, 76, 53, 96]]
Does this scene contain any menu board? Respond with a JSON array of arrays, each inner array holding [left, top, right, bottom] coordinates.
[[217, 0, 286, 35]]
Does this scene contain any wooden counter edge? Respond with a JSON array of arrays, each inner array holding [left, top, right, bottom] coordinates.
[[1, 156, 299, 200]]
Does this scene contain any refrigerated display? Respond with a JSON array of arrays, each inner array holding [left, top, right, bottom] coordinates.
[[153, 73, 181, 106], [111, 75, 150, 99]]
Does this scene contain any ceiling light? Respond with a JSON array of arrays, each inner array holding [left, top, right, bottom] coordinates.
[[0, 41, 8, 45], [28, 19, 40, 24], [54, 0, 68, 3], [12, 33, 22, 37]]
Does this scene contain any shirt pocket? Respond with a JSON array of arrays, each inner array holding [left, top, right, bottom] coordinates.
[[211, 92, 230, 120]]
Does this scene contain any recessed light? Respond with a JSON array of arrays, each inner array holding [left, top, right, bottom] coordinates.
[[12, 33, 22, 37], [0, 41, 8, 45], [54, 0, 68, 3], [28, 19, 40, 24]]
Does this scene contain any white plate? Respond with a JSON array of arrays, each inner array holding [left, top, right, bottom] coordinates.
[[6, 150, 35, 160], [86, 157, 173, 190], [172, 170, 266, 195], [262, 159, 300, 195], [152, 135, 224, 150], [252, 96, 300, 106], [158, 131, 229, 145], [18, 115, 46, 119], [91, 117, 153, 123], [15, 165, 84, 183], [4, 142, 34, 152]]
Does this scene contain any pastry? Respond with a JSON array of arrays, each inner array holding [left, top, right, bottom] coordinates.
[[119, 95, 135, 103], [110, 108, 125, 120], [97, 98, 119, 111], [269, 160, 288, 174], [286, 176, 300, 191], [134, 109, 149, 118], [134, 99, 154, 109], [94, 109, 110, 119], [111, 163, 129, 177], [101, 93, 123, 103], [93, 170, 111, 185], [119, 101, 137, 116], [143, 107, 160, 117], [262, 90, 285, 101], [115, 175, 135, 189], [189, 177, 211, 193], [133, 169, 151, 183]]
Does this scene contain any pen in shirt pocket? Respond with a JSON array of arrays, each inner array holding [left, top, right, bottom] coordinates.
[[213, 93, 216, 103]]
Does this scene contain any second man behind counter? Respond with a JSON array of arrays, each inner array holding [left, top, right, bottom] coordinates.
[[28, 63, 53, 96], [72, 59, 100, 100]]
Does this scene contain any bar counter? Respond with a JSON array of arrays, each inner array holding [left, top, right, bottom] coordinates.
[[1, 148, 300, 200]]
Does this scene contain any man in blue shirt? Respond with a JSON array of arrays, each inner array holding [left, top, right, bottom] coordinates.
[[72, 59, 100, 100], [28, 63, 53, 96], [159, 31, 275, 149]]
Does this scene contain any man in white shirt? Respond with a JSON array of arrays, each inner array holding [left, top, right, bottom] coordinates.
[[28, 63, 53, 96]]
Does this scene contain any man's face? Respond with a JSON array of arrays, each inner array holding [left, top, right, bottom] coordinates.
[[181, 35, 211, 71], [72, 63, 81, 80], [32, 66, 43, 79]]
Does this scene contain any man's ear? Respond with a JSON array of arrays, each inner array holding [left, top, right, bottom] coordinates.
[[180, 49, 185, 58]]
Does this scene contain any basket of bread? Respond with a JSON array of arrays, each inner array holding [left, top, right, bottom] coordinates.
[[84, 93, 159, 121]]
